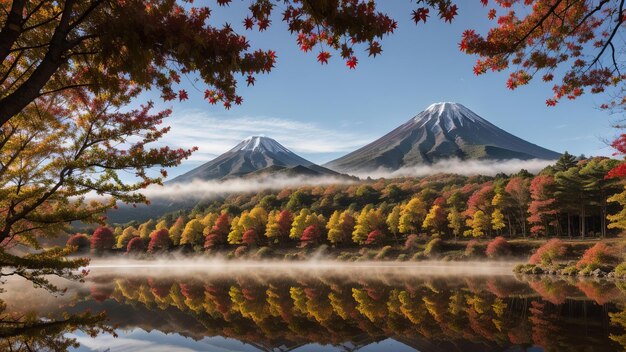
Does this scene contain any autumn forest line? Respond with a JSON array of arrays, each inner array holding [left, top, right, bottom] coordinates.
[[68, 154, 626, 257]]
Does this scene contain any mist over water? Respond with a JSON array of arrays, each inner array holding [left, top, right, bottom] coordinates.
[[84, 258, 520, 278]]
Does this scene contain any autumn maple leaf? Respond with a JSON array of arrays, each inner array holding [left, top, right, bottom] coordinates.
[[178, 90, 188, 101], [412, 8, 429, 24], [440, 4, 458, 23], [317, 51, 331, 64], [368, 41, 382, 57], [346, 56, 358, 69], [243, 17, 254, 30]]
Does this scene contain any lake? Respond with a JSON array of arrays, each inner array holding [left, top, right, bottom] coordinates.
[[1, 260, 625, 351]]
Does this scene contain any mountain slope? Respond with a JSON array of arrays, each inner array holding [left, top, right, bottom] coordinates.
[[170, 136, 335, 182], [324, 102, 560, 172]]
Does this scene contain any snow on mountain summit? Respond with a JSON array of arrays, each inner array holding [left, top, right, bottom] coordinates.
[[233, 136, 292, 154], [324, 102, 561, 172]]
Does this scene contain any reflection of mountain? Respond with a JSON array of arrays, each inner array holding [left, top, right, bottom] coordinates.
[[31, 272, 624, 352]]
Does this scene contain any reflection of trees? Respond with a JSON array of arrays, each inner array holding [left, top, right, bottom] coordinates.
[[0, 302, 112, 352], [73, 273, 626, 352]]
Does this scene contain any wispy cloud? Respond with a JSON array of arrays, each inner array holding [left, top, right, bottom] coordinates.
[[351, 158, 555, 179], [157, 109, 374, 162], [140, 175, 355, 200]]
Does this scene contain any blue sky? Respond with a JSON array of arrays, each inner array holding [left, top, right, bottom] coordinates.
[[148, 2, 617, 178]]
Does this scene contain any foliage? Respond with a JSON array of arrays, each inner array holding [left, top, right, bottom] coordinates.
[[423, 238, 442, 258], [126, 237, 145, 254], [485, 236, 510, 259], [242, 229, 259, 246], [529, 239, 567, 266], [364, 230, 385, 246], [66, 234, 90, 252], [577, 242, 619, 269], [180, 219, 204, 246], [90, 227, 115, 252], [399, 198, 427, 234], [464, 239, 481, 258], [117, 226, 138, 249], [404, 234, 420, 251], [148, 229, 172, 253]]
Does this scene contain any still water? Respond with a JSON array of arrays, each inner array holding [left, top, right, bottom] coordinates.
[[1, 261, 626, 351]]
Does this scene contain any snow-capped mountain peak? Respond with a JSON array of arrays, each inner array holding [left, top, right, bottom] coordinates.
[[324, 102, 561, 172], [232, 136, 292, 154]]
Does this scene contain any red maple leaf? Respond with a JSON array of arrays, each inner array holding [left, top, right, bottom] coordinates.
[[317, 51, 331, 64], [243, 17, 254, 30], [246, 75, 255, 86], [178, 89, 188, 101], [368, 41, 382, 57], [412, 8, 429, 24], [346, 56, 358, 69], [440, 4, 458, 23]]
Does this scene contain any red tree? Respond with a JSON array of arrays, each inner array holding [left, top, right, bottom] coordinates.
[[276, 210, 294, 238], [242, 229, 259, 246], [485, 236, 510, 258], [465, 182, 494, 216], [211, 213, 231, 237], [528, 175, 558, 236], [90, 227, 115, 252], [148, 229, 172, 253], [364, 230, 385, 246], [127, 237, 146, 254], [300, 225, 321, 247], [67, 233, 90, 252]]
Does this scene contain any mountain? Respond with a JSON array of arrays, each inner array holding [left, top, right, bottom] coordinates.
[[170, 136, 338, 183], [324, 102, 561, 172]]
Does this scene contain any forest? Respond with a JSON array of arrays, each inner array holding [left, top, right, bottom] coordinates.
[[68, 154, 626, 261]]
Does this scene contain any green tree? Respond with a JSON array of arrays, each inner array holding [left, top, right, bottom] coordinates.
[[554, 151, 577, 172]]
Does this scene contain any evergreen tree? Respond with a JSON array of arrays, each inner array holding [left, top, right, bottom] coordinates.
[[554, 151, 577, 172]]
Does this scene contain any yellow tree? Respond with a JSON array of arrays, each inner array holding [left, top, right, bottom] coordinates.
[[116, 226, 138, 249], [138, 219, 156, 241], [180, 219, 204, 246], [469, 210, 489, 238], [399, 198, 427, 235], [491, 209, 506, 235], [290, 209, 311, 240], [422, 205, 446, 236], [155, 219, 169, 231], [386, 205, 402, 243], [228, 215, 244, 245], [168, 217, 185, 246], [353, 206, 385, 244], [447, 208, 463, 240]]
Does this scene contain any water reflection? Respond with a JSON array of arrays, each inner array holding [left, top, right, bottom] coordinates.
[[2, 264, 626, 351]]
